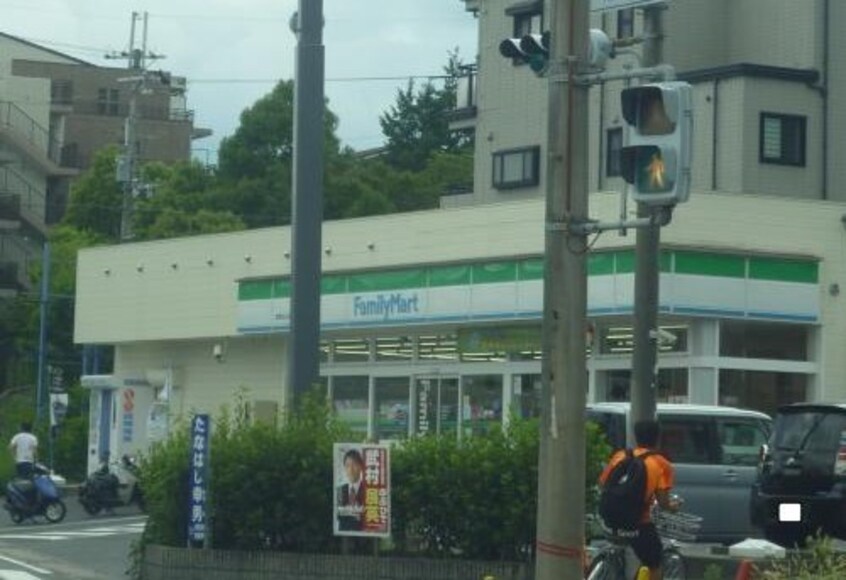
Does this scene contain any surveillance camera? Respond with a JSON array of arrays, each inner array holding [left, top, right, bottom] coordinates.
[[650, 328, 678, 346]]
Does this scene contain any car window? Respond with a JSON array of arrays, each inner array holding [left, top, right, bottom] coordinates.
[[657, 416, 717, 465], [586, 410, 626, 449], [716, 418, 770, 466], [773, 411, 846, 452]]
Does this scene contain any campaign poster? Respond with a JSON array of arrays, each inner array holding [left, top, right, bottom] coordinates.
[[333, 443, 391, 538], [187, 414, 210, 546]]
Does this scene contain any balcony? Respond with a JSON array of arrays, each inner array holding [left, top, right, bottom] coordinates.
[[446, 65, 477, 131], [0, 233, 37, 293], [0, 168, 48, 237], [0, 101, 77, 177]]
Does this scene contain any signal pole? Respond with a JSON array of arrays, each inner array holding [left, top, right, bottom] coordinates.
[[630, 6, 665, 431], [535, 1, 590, 579]]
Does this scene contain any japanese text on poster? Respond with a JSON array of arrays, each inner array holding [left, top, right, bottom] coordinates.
[[187, 414, 210, 546], [333, 443, 391, 538]]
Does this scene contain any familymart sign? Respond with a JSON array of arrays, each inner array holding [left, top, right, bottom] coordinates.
[[236, 250, 820, 334]]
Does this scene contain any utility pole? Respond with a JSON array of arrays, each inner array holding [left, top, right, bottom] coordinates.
[[35, 240, 50, 425], [535, 1, 590, 579], [630, 6, 664, 431], [287, 0, 325, 408], [107, 12, 163, 242]]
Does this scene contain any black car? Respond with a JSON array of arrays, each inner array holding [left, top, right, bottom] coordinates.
[[751, 403, 846, 546]]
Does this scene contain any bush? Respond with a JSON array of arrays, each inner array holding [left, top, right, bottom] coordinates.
[[756, 533, 846, 580], [139, 392, 610, 564]]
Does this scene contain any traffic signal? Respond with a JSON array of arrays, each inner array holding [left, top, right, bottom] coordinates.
[[620, 82, 693, 206], [499, 31, 550, 75]]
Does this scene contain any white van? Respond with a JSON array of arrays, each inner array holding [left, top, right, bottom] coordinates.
[[587, 402, 772, 544]]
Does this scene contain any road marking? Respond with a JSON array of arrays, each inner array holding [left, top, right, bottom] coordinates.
[[0, 522, 144, 542], [0, 555, 51, 575], [0, 572, 45, 579]]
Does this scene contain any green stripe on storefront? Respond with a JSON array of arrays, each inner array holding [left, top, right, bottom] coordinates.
[[749, 257, 818, 283], [676, 251, 745, 278], [238, 250, 819, 300]]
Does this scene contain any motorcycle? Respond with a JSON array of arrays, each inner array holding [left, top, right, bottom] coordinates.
[[79, 454, 145, 515], [3, 463, 67, 524]]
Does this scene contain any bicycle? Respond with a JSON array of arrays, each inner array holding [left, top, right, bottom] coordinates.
[[585, 504, 700, 580]]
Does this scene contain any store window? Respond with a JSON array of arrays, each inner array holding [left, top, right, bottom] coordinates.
[[719, 370, 808, 417], [760, 112, 806, 166], [375, 377, 410, 440], [417, 334, 458, 361], [333, 338, 371, 363], [603, 369, 688, 403], [720, 321, 807, 361], [463, 375, 504, 436], [513, 374, 542, 418], [375, 336, 414, 362], [332, 376, 369, 434], [599, 324, 689, 355]]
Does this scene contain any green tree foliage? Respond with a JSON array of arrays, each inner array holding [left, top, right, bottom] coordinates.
[[62, 146, 124, 241], [137, 393, 610, 563], [379, 51, 470, 173]]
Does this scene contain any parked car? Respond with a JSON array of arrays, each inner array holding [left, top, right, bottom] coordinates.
[[751, 403, 846, 546], [587, 402, 772, 544]]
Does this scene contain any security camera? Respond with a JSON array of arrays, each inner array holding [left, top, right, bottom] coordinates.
[[650, 328, 678, 346], [212, 344, 224, 362]]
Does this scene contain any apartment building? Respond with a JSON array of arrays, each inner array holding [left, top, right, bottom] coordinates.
[[448, 0, 845, 206], [0, 31, 208, 294]]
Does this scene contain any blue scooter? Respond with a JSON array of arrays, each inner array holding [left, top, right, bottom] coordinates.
[[3, 463, 67, 524]]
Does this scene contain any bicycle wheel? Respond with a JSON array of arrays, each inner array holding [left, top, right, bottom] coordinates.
[[586, 550, 626, 580], [661, 547, 686, 580]]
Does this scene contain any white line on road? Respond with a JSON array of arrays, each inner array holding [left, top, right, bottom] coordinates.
[[0, 555, 51, 575], [0, 571, 44, 579]]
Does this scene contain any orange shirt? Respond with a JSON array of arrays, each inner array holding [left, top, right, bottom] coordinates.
[[598, 447, 675, 523]]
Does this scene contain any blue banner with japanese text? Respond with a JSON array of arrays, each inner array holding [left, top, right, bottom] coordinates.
[[188, 413, 210, 546]]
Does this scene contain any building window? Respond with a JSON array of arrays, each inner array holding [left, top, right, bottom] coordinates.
[[606, 127, 623, 176], [492, 146, 540, 189], [617, 8, 634, 39], [97, 88, 120, 116], [51, 80, 73, 105], [507, 1, 544, 37], [760, 112, 806, 166]]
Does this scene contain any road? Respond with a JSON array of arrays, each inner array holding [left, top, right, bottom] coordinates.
[[0, 497, 144, 580]]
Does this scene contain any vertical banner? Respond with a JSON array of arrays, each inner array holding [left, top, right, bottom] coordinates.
[[188, 414, 210, 547], [333, 443, 391, 537]]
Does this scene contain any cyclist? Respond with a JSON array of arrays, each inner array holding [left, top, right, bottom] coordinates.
[[598, 419, 681, 580]]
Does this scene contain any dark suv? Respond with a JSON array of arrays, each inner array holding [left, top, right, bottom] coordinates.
[[751, 403, 846, 546]]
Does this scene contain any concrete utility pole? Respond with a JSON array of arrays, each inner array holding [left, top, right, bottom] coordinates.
[[630, 6, 664, 431], [35, 241, 50, 425], [109, 12, 162, 242], [288, 0, 325, 407], [535, 1, 590, 579]]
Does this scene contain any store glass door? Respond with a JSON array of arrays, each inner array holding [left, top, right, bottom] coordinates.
[[413, 376, 459, 437]]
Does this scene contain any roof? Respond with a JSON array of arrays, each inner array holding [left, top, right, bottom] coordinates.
[[0, 31, 93, 66], [587, 402, 771, 420]]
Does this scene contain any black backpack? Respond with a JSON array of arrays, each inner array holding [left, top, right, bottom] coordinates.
[[599, 449, 655, 532]]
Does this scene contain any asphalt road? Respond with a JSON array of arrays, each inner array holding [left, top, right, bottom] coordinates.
[[0, 496, 144, 579]]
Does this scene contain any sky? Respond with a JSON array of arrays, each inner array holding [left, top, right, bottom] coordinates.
[[2, 0, 478, 160]]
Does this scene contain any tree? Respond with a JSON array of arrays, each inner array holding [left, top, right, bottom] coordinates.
[[214, 80, 342, 228], [62, 147, 123, 241], [379, 51, 471, 173]]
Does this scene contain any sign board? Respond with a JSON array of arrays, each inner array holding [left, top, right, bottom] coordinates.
[[49, 393, 69, 428], [591, 0, 667, 11], [187, 414, 210, 546], [333, 443, 391, 538]]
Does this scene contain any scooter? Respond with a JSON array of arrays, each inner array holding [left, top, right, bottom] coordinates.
[[79, 454, 144, 515], [3, 463, 67, 524]]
